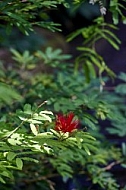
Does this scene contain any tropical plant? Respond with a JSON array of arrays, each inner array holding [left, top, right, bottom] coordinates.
[[0, 0, 126, 190]]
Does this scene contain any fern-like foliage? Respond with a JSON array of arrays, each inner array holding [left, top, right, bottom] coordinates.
[[0, 0, 69, 34], [67, 17, 121, 82], [109, 0, 126, 24], [0, 102, 97, 183]]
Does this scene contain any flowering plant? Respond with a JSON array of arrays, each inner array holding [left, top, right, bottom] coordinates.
[[0, 0, 126, 189], [55, 112, 79, 133]]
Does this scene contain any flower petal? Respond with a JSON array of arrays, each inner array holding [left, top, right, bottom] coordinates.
[[55, 112, 79, 133]]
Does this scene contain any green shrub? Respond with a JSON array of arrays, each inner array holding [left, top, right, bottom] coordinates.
[[0, 0, 126, 189]]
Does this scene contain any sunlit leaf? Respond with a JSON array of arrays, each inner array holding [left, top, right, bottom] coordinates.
[[16, 158, 23, 170]]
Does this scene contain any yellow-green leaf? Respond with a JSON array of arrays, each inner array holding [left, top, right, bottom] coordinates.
[[16, 158, 23, 170]]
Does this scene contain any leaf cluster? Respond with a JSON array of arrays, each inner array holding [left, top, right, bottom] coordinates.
[[0, 0, 126, 189], [1, 47, 125, 189], [0, 0, 69, 34], [67, 17, 121, 82]]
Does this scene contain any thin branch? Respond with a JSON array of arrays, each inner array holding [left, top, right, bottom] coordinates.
[[3, 101, 48, 139], [102, 160, 121, 171]]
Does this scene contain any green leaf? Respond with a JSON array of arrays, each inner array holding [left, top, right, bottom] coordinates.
[[7, 152, 16, 161], [107, 124, 126, 137], [35, 113, 52, 122], [115, 84, 126, 95], [1, 170, 14, 179], [24, 104, 32, 114], [83, 144, 91, 155], [8, 138, 17, 145], [75, 135, 82, 149], [86, 61, 96, 79], [30, 123, 38, 135], [112, 11, 119, 25], [16, 158, 23, 170], [0, 177, 6, 183], [21, 157, 39, 163], [83, 63, 90, 83], [118, 72, 126, 82], [0, 82, 22, 106], [122, 143, 126, 156]]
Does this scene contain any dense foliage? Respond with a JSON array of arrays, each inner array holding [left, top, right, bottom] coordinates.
[[0, 0, 126, 190]]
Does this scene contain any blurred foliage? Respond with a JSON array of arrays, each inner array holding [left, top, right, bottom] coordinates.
[[73, 0, 126, 24], [0, 0, 70, 34], [0, 47, 126, 189], [0, 28, 46, 52], [67, 17, 121, 82], [0, 0, 126, 190]]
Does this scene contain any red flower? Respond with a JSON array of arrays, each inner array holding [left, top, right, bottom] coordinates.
[[55, 112, 79, 133]]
